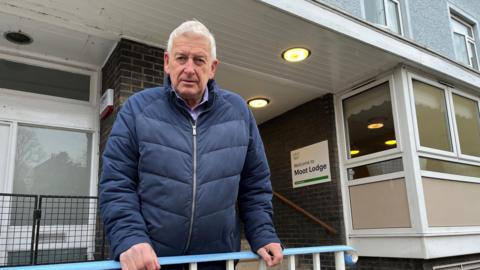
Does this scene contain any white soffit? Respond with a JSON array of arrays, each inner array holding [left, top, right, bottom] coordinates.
[[261, 0, 480, 91], [0, 12, 116, 68], [3, 0, 469, 122]]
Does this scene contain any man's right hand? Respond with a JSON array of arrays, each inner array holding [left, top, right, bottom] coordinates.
[[119, 243, 160, 270]]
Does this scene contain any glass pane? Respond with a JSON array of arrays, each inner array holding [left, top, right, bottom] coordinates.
[[451, 17, 469, 36], [343, 82, 397, 158], [468, 41, 479, 69], [0, 59, 90, 101], [419, 157, 480, 178], [412, 80, 452, 151], [13, 126, 92, 196], [453, 33, 470, 65], [348, 158, 403, 180], [365, 0, 386, 26], [387, 0, 401, 34], [452, 94, 480, 157]]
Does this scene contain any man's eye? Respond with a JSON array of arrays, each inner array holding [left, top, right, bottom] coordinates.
[[176, 56, 187, 63], [194, 58, 206, 65]]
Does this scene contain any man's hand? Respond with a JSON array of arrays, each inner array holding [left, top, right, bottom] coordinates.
[[257, 243, 283, 267], [119, 243, 160, 270]]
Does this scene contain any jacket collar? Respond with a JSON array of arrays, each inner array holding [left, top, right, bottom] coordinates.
[[165, 77, 217, 112]]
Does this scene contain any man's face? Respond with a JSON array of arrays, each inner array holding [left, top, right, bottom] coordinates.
[[164, 34, 218, 106]]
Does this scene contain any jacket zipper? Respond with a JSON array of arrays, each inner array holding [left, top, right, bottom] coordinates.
[[185, 121, 197, 251]]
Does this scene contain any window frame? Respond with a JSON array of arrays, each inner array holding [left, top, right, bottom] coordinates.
[[449, 89, 480, 162], [362, 0, 404, 35], [408, 72, 480, 165], [449, 9, 479, 69], [339, 75, 402, 166]]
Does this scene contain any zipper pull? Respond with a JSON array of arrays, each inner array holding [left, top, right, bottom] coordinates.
[[192, 124, 197, 136]]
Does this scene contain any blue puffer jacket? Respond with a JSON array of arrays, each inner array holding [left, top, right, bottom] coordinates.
[[99, 79, 280, 262]]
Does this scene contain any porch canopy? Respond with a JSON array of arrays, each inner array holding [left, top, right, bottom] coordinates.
[[0, 0, 478, 123]]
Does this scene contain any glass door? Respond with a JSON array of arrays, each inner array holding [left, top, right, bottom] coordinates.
[[0, 123, 96, 265]]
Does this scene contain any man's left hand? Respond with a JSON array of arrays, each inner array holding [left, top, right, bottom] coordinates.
[[257, 243, 283, 267]]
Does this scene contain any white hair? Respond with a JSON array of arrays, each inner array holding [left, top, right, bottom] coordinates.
[[167, 20, 217, 60]]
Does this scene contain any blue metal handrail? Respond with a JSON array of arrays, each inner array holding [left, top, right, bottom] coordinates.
[[3, 245, 357, 270]]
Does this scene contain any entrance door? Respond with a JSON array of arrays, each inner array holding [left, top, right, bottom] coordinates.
[[0, 123, 97, 266]]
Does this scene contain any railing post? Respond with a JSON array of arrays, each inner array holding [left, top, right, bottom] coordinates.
[[287, 255, 295, 270], [189, 262, 197, 270], [334, 251, 345, 270], [258, 259, 266, 270], [313, 253, 321, 270], [226, 259, 235, 270]]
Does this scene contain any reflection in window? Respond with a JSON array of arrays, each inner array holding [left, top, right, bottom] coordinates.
[[348, 158, 403, 180], [343, 82, 397, 158], [13, 126, 91, 196], [412, 80, 452, 152], [11, 126, 92, 225], [420, 157, 480, 178], [452, 94, 480, 157]]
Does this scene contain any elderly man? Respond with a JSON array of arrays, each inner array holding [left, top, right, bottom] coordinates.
[[99, 20, 282, 270]]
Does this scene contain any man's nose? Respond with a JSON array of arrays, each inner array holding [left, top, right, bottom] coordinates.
[[183, 58, 195, 74]]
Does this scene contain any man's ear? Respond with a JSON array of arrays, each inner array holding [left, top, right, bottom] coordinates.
[[164, 52, 170, 74], [209, 59, 219, 79]]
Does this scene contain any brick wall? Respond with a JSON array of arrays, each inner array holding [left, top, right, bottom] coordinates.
[[100, 38, 164, 160], [98, 39, 164, 258], [259, 94, 346, 268]]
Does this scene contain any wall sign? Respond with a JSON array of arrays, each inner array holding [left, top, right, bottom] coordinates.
[[290, 140, 331, 188]]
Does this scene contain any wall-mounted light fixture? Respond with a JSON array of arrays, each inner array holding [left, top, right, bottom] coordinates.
[[282, 47, 310, 62], [247, 98, 270, 108]]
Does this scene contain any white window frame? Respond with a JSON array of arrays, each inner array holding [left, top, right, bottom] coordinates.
[[361, 0, 404, 35], [407, 71, 480, 169], [339, 75, 402, 167], [449, 89, 480, 163], [407, 73, 458, 159], [448, 7, 480, 69]]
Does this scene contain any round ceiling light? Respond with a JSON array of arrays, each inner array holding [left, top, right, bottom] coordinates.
[[4, 31, 33, 45], [282, 47, 310, 62], [385, 140, 397, 146], [247, 98, 270, 108]]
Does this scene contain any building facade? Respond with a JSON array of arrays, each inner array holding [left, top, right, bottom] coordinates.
[[0, 0, 479, 269]]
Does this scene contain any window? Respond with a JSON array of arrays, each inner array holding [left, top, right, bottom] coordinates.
[[411, 74, 480, 162], [343, 81, 397, 159], [0, 59, 90, 101], [450, 13, 479, 69], [364, 0, 403, 34], [452, 94, 480, 157], [412, 80, 452, 152]]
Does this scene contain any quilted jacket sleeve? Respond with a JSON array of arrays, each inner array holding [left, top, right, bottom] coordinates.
[[99, 100, 151, 260], [238, 109, 281, 252]]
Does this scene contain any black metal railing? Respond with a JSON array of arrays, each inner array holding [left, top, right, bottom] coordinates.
[[0, 193, 108, 267]]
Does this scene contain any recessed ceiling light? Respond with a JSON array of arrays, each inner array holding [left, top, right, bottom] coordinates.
[[385, 140, 397, 145], [282, 47, 310, 62], [367, 117, 385, 129], [4, 31, 33, 45], [247, 98, 270, 108], [350, 149, 360, 155], [367, 122, 384, 129]]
